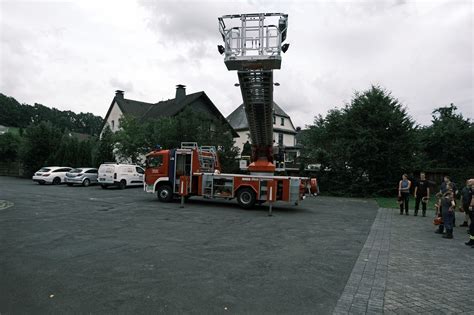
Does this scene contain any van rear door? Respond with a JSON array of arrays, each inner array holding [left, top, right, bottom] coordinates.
[[98, 164, 115, 184]]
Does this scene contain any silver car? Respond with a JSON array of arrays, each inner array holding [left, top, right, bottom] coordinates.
[[65, 168, 98, 187]]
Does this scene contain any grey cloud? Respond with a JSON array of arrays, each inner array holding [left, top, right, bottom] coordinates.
[[109, 78, 134, 92], [0, 0, 471, 128], [138, 0, 226, 43]]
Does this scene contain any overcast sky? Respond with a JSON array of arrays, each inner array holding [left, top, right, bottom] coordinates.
[[1, 0, 472, 128]]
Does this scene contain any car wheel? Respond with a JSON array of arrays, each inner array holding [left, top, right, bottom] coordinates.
[[157, 185, 173, 202], [236, 187, 256, 209], [83, 178, 90, 187], [52, 177, 61, 185], [101, 184, 108, 189], [119, 180, 126, 190], [67, 183, 73, 187]]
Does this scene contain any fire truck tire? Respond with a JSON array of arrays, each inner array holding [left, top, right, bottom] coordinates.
[[237, 187, 256, 209], [157, 185, 173, 202]]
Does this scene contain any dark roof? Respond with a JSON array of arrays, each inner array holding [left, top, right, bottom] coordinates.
[[116, 98, 155, 118], [142, 92, 203, 119], [226, 102, 291, 131], [102, 91, 238, 137]]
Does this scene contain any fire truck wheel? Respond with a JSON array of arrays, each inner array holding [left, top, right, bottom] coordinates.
[[157, 185, 173, 202], [237, 187, 256, 209]]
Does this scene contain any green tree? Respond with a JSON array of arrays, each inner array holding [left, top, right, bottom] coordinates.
[[0, 132, 21, 162], [0, 93, 103, 135], [93, 125, 115, 166], [420, 104, 473, 169], [148, 117, 179, 149], [77, 140, 94, 166], [20, 122, 62, 176], [0, 94, 31, 127], [114, 116, 149, 164], [241, 140, 251, 156], [301, 86, 415, 196]]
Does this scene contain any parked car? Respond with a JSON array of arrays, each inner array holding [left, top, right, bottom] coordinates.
[[32, 166, 72, 185], [98, 163, 144, 189], [65, 168, 98, 187]]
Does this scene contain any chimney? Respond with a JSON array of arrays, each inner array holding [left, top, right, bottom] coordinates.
[[175, 85, 186, 103], [115, 90, 124, 99]]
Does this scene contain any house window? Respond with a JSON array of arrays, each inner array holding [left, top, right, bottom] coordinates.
[[111, 120, 115, 130], [278, 133, 284, 145], [273, 115, 276, 124], [280, 117, 284, 126]]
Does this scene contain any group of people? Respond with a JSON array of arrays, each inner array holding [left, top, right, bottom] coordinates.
[[398, 173, 474, 246]]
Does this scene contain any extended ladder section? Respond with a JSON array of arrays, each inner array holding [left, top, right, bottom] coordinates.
[[238, 69, 274, 163], [218, 13, 289, 173]]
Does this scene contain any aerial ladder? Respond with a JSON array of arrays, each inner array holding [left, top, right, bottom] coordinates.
[[143, 13, 318, 209], [218, 13, 290, 175]]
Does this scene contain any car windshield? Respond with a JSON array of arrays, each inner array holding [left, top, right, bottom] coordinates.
[[39, 168, 51, 172], [70, 168, 83, 173]]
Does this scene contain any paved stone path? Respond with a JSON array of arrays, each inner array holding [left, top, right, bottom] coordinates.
[[334, 208, 473, 314]]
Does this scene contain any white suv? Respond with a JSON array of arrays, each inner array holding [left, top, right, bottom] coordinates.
[[98, 163, 144, 189], [32, 166, 72, 185]]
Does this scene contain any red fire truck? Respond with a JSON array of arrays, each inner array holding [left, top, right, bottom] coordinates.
[[144, 143, 317, 209]]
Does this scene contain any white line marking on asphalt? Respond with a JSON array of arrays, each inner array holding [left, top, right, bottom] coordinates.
[[0, 200, 14, 210]]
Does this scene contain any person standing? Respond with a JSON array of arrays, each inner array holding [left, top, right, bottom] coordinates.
[[414, 172, 430, 217], [440, 189, 456, 239], [464, 179, 474, 247], [460, 180, 471, 227], [439, 176, 458, 226], [398, 174, 411, 215]]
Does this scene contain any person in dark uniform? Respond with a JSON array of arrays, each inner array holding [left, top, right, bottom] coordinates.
[[414, 172, 430, 217], [439, 176, 458, 226], [460, 180, 472, 227], [464, 179, 474, 247], [440, 189, 456, 239]]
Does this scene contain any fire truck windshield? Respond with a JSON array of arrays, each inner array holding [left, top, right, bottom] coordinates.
[[146, 155, 163, 168]]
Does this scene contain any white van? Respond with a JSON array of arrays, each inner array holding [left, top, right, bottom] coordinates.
[[98, 163, 145, 189]]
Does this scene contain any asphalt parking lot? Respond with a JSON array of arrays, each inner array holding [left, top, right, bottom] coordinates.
[[0, 177, 378, 314]]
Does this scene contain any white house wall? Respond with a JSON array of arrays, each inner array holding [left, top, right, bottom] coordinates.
[[274, 116, 295, 132], [273, 132, 296, 147], [234, 130, 296, 155], [106, 102, 123, 133]]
